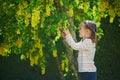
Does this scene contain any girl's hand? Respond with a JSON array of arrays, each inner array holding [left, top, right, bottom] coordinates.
[[62, 29, 69, 40], [63, 29, 69, 35]]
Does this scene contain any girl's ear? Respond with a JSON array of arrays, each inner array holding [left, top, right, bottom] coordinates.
[[86, 29, 90, 32], [86, 29, 91, 35]]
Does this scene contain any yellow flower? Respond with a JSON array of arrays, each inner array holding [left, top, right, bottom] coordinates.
[[99, 1, 108, 12], [65, 67, 69, 72], [31, 7, 40, 28], [92, 6, 96, 16], [20, 54, 26, 60], [108, 9, 114, 16], [16, 9, 22, 16], [57, 27, 61, 37], [60, 0, 63, 6], [65, 57, 69, 72], [46, 4, 51, 16], [16, 37, 22, 48], [34, 55, 39, 65], [78, 2, 83, 9], [68, 4, 74, 17], [9, 4, 15, 7], [61, 60, 65, 71], [32, 35, 38, 40], [41, 67, 45, 75], [24, 12, 31, 26], [110, 16, 114, 23], [40, 16, 45, 28], [52, 49, 57, 57], [39, 45, 43, 57], [30, 54, 34, 67], [0, 43, 9, 56], [57, 20, 62, 27], [16, 4, 24, 16], [75, 0, 79, 5], [23, 1, 28, 8], [96, 22, 101, 27], [83, 2, 89, 13], [16, 29, 20, 34]]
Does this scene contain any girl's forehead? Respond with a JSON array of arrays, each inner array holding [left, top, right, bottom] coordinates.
[[80, 22, 86, 28]]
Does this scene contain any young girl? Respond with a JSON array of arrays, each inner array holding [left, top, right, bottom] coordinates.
[[62, 20, 97, 80]]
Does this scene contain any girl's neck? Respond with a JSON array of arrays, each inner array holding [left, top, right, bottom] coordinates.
[[83, 33, 91, 39], [83, 36, 91, 40], [81, 37, 89, 42]]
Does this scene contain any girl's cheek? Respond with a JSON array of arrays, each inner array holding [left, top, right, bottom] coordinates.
[[79, 31, 82, 37], [79, 33, 81, 37]]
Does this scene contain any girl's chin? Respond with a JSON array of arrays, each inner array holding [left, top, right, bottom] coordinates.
[[79, 35, 82, 38]]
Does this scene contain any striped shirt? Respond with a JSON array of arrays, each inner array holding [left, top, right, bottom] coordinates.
[[66, 34, 97, 72]]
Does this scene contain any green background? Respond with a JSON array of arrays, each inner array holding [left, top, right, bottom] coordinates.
[[0, 17, 120, 80]]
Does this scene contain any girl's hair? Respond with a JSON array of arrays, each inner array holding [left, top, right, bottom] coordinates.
[[82, 20, 97, 43]]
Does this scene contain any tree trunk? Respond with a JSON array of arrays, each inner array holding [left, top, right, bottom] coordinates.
[[56, 57, 65, 80], [62, 15, 81, 80], [63, 41, 79, 80]]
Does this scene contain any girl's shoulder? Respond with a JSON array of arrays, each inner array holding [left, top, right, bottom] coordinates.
[[82, 39, 96, 46], [82, 38, 92, 43]]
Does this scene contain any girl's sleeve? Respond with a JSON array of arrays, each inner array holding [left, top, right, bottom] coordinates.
[[65, 34, 81, 50], [65, 34, 94, 50]]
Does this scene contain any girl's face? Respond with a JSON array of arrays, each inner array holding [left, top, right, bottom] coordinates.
[[79, 23, 90, 38]]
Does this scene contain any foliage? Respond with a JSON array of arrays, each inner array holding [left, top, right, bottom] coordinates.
[[0, 0, 120, 77]]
